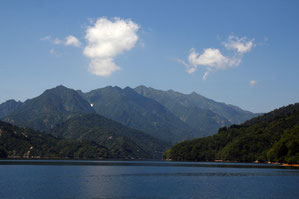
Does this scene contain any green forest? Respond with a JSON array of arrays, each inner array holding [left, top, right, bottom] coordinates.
[[0, 121, 110, 159], [163, 103, 299, 164]]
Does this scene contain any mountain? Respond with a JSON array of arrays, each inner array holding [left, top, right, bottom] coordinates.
[[0, 121, 109, 159], [80, 86, 196, 143], [163, 103, 299, 164], [52, 114, 169, 159], [1, 85, 258, 144], [0, 99, 23, 118], [2, 85, 94, 131], [0, 85, 169, 159], [135, 85, 257, 136]]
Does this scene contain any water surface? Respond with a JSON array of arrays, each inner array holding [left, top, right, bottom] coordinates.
[[0, 160, 298, 199]]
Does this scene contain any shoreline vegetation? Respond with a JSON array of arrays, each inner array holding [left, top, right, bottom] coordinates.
[[162, 103, 299, 165], [1, 157, 299, 167]]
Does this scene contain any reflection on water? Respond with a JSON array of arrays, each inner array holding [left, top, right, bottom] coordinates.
[[0, 160, 298, 199]]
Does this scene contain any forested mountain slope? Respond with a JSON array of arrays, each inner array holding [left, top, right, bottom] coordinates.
[[163, 103, 299, 164], [0, 121, 109, 159], [52, 114, 169, 159]]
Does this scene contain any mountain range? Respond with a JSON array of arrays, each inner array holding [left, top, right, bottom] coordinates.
[[0, 85, 258, 159], [80, 85, 258, 142]]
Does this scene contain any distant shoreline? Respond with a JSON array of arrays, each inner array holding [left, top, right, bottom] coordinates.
[[2, 158, 299, 168], [166, 159, 299, 167]]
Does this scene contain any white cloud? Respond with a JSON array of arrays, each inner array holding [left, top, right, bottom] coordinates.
[[41, 35, 81, 47], [65, 35, 81, 47], [178, 48, 241, 80], [177, 35, 254, 79], [49, 48, 62, 57], [189, 48, 240, 68], [89, 58, 120, 76], [223, 35, 255, 54], [250, 80, 257, 86], [176, 58, 196, 74], [83, 17, 139, 76], [41, 35, 51, 41]]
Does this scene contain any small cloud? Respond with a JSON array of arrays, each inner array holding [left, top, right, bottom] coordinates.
[[41, 35, 51, 41], [175, 58, 196, 74], [177, 34, 255, 80], [188, 48, 240, 68], [83, 17, 140, 76], [250, 80, 257, 86], [222, 35, 255, 54], [41, 35, 81, 47], [180, 48, 241, 80], [49, 48, 61, 57], [65, 35, 81, 47]]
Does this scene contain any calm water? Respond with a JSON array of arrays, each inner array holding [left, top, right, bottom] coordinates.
[[0, 160, 298, 199]]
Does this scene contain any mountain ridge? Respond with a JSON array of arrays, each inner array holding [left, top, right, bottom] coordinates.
[[134, 85, 258, 135], [1, 85, 258, 144], [80, 86, 196, 143]]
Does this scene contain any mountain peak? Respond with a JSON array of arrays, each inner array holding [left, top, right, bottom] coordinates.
[[43, 85, 73, 95], [3, 85, 94, 131], [56, 85, 67, 89], [0, 99, 23, 118]]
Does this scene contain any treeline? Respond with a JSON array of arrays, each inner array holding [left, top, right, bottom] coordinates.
[[163, 103, 299, 164]]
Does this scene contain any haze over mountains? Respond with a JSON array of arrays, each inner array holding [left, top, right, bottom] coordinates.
[[0, 85, 258, 159]]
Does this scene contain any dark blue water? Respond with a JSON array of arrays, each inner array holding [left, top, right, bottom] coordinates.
[[0, 160, 298, 199]]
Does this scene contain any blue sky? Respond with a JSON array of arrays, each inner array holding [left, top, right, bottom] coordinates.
[[0, 0, 298, 113]]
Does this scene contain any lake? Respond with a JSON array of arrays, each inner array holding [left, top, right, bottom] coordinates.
[[0, 160, 298, 199]]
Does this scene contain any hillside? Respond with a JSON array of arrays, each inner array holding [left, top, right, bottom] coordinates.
[[135, 85, 257, 136], [52, 114, 169, 159], [0, 118, 168, 159], [163, 103, 299, 164], [0, 121, 109, 159]]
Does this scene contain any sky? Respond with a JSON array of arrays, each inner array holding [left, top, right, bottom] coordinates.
[[0, 0, 299, 113]]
